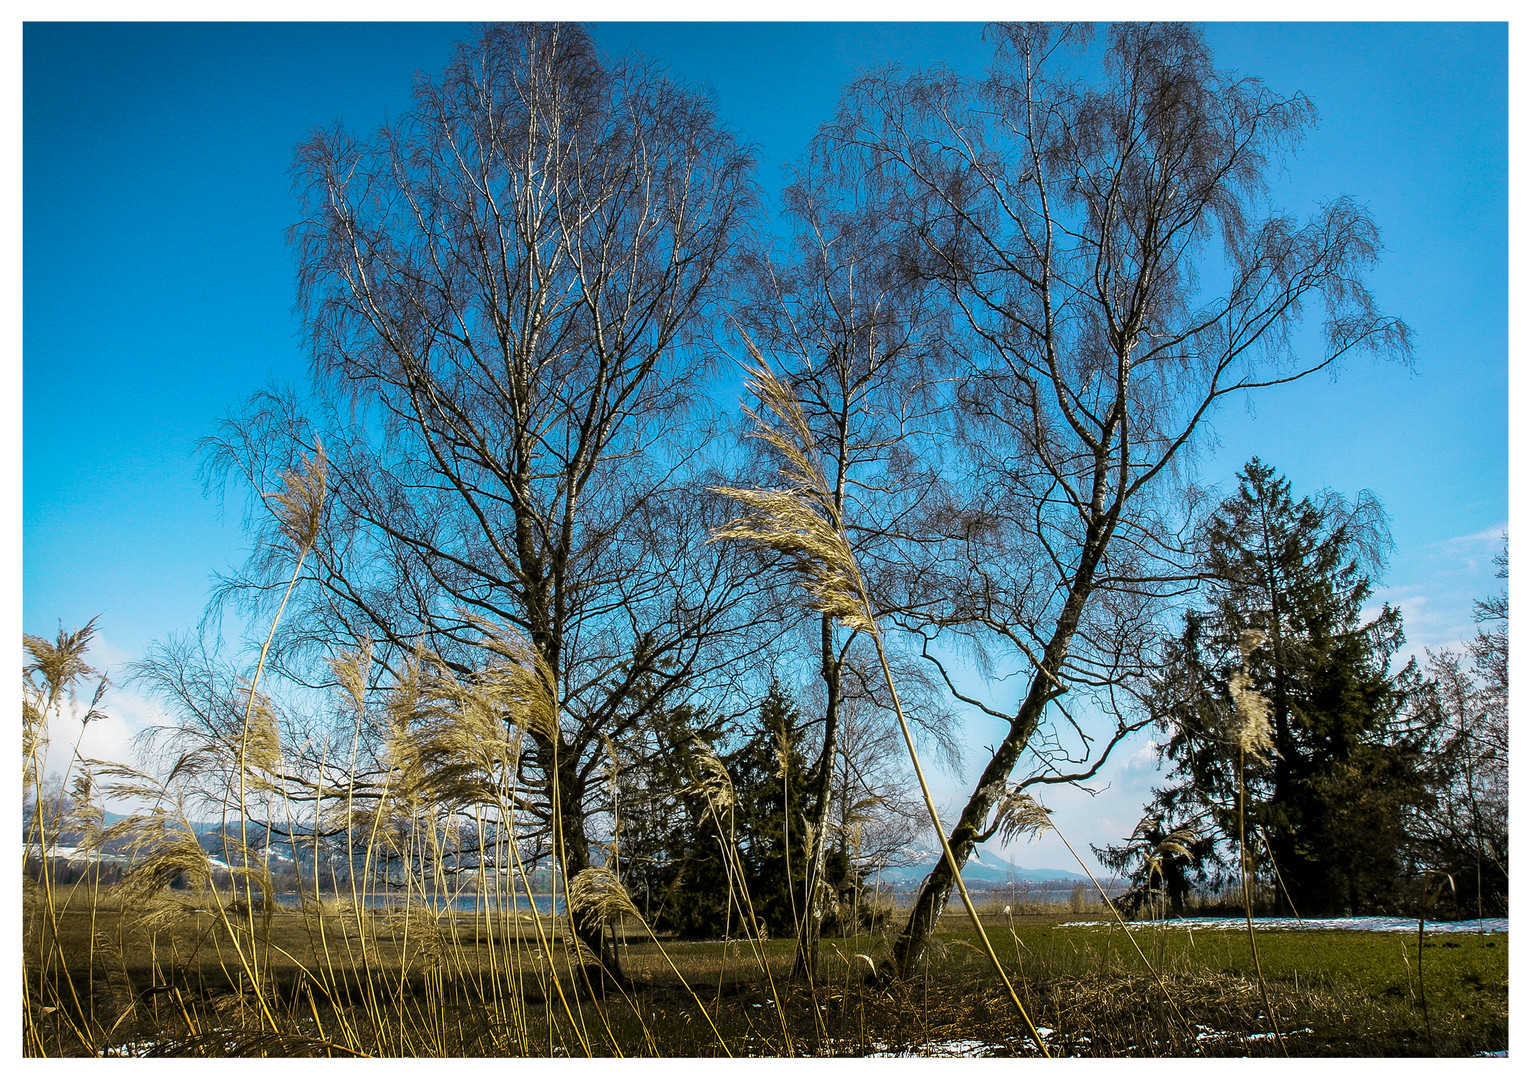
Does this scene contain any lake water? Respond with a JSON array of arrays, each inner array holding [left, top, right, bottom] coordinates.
[[275, 892, 565, 914], [1060, 916, 1508, 934]]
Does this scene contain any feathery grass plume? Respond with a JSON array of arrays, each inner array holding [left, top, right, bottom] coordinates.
[[985, 785, 1054, 845], [1237, 628, 1267, 660], [86, 758, 182, 811], [23, 619, 106, 789], [100, 813, 216, 900], [1227, 629, 1273, 763], [771, 722, 793, 780], [470, 655, 559, 745], [369, 647, 431, 821], [267, 441, 327, 552], [132, 892, 210, 932], [709, 357, 874, 633], [1122, 812, 1199, 875], [682, 736, 735, 823], [329, 639, 373, 717], [1151, 825, 1197, 863], [385, 646, 429, 733], [564, 930, 602, 971], [1127, 816, 1199, 921], [68, 770, 105, 853], [23, 618, 102, 711], [1228, 624, 1285, 1055], [568, 866, 641, 926], [391, 661, 525, 810], [233, 683, 286, 789], [456, 613, 561, 742]]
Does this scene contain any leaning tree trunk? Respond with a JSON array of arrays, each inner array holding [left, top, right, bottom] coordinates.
[[885, 530, 1109, 979]]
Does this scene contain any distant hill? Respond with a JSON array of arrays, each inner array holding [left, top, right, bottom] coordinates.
[[869, 849, 1085, 886]]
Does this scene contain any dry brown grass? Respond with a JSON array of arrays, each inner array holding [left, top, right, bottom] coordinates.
[[24, 895, 1508, 1057]]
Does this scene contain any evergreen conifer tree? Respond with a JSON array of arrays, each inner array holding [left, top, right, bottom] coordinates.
[[1114, 460, 1430, 915], [727, 681, 814, 938]]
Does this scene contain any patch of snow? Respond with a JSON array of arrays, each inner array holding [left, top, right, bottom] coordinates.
[[866, 1036, 996, 1057], [1061, 916, 1507, 934], [99, 1041, 160, 1057], [1195, 1025, 1314, 1044]]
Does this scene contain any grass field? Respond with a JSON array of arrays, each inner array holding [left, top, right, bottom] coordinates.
[[23, 888, 1507, 1057]]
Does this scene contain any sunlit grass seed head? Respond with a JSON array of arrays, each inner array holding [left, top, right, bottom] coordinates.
[[1152, 826, 1197, 863], [235, 685, 286, 785], [267, 440, 327, 552], [984, 785, 1054, 845], [328, 639, 373, 717], [377, 627, 554, 809], [1237, 628, 1267, 664], [683, 736, 735, 822], [23, 619, 107, 780], [97, 813, 217, 901], [1228, 629, 1274, 764], [23, 617, 102, 707], [709, 350, 874, 634], [1227, 671, 1273, 764], [457, 614, 561, 743], [568, 866, 641, 926]]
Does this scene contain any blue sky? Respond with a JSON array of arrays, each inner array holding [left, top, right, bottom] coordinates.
[[20, 19, 1509, 871]]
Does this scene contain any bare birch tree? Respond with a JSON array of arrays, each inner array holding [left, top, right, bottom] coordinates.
[[203, 23, 760, 984], [824, 22, 1412, 976], [733, 154, 955, 977]]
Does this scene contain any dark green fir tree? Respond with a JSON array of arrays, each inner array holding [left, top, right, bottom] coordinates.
[[727, 680, 820, 940], [1113, 460, 1431, 915]]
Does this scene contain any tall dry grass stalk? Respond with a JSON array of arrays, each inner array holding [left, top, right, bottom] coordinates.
[[711, 348, 1049, 1055], [1229, 629, 1287, 1055], [1414, 868, 1455, 1053], [26, 581, 646, 1054], [1016, 800, 1196, 1050], [23, 620, 111, 1054], [677, 738, 796, 1052], [235, 444, 327, 976]]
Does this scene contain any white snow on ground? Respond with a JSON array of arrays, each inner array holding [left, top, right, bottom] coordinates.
[[1197, 1026, 1314, 1044], [866, 1036, 993, 1057], [1060, 916, 1507, 934]]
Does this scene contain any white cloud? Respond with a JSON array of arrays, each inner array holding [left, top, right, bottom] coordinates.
[[1123, 736, 1164, 773], [1437, 522, 1509, 554], [37, 684, 173, 811]]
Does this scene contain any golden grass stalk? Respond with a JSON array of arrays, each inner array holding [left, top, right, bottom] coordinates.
[[453, 613, 561, 744], [1415, 868, 1455, 1053], [22, 620, 110, 1055], [87, 760, 286, 1035], [985, 786, 1055, 847], [1024, 807, 1197, 1051], [234, 442, 327, 1009], [1228, 629, 1287, 1056], [710, 349, 1049, 1055], [568, 867, 735, 1056], [677, 743, 796, 1053]]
